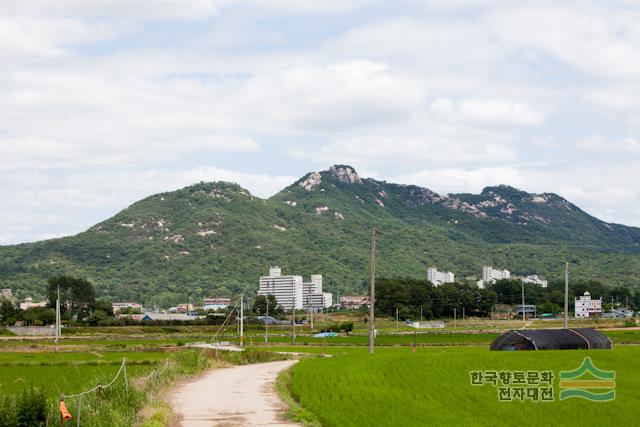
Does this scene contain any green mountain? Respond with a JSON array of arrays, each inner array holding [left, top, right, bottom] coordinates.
[[1, 165, 639, 303]]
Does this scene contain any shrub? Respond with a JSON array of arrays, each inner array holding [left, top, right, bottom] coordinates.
[[16, 387, 47, 427], [0, 396, 17, 427]]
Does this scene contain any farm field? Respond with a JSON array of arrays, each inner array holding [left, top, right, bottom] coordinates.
[[0, 351, 170, 398], [288, 346, 640, 427]]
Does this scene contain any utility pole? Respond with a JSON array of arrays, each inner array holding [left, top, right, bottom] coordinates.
[[454, 308, 457, 329], [368, 226, 377, 355], [462, 306, 465, 321], [564, 262, 569, 329], [265, 295, 269, 343], [521, 281, 525, 324], [396, 307, 399, 331], [240, 294, 244, 347], [420, 306, 423, 322], [55, 285, 60, 352], [292, 294, 296, 345]]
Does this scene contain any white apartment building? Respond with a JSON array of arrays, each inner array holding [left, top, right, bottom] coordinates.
[[322, 292, 333, 308], [477, 266, 511, 289], [427, 267, 455, 286], [575, 291, 603, 318], [258, 267, 303, 311], [302, 274, 333, 311], [522, 274, 548, 288]]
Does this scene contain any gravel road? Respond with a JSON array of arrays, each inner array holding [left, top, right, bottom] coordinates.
[[171, 359, 299, 426]]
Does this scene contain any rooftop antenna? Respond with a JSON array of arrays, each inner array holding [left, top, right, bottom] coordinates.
[[564, 262, 569, 329], [368, 226, 376, 355]]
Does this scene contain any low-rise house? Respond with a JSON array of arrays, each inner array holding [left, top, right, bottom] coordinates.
[[19, 298, 48, 310], [203, 298, 231, 308], [176, 303, 194, 313], [339, 295, 370, 309], [112, 302, 143, 313]]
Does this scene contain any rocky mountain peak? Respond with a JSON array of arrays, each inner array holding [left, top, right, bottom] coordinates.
[[328, 165, 362, 184]]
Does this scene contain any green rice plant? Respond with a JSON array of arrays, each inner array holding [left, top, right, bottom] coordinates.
[[289, 346, 640, 427]]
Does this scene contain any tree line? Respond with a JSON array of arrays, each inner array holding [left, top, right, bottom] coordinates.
[[375, 277, 640, 320]]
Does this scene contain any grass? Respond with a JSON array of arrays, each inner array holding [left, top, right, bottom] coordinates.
[[288, 346, 640, 427], [276, 367, 322, 426], [0, 351, 170, 398]]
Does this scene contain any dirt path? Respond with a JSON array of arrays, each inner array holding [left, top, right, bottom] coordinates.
[[171, 359, 299, 427]]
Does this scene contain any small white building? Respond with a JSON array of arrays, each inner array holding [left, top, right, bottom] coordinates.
[[522, 274, 548, 288], [427, 267, 454, 286], [575, 291, 603, 318], [477, 266, 510, 289], [1, 289, 12, 299]]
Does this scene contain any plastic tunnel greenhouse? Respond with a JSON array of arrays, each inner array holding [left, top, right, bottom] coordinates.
[[490, 328, 612, 351]]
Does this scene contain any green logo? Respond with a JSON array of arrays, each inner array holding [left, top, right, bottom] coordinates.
[[559, 357, 615, 402]]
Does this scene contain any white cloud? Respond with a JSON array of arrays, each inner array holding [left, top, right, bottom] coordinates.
[[1, 0, 640, 244], [574, 135, 640, 154], [233, 60, 424, 132], [430, 97, 544, 126]]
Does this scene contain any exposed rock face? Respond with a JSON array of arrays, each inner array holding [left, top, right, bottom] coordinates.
[[299, 172, 322, 191], [315, 205, 329, 215], [400, 185, 443, 205], [165, 234, 184, 244], [272, 224, 287, 232], [283, 200, 297, 207], [441, 198, 488, 218], [329, 165, 361, 184], [334, 212, 345, 220]]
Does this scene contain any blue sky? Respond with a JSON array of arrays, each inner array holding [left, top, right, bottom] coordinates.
[[1, 0, 639, 244]]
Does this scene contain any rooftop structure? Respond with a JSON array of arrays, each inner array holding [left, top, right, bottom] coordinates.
[[427, 267, 454, 286]]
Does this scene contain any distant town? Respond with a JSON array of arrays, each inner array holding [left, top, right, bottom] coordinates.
[[1, 263, 634, 333]]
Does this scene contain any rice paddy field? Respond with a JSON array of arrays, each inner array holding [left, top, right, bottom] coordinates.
[[0, 351, 170, 398], [288, 346, 640, 427]]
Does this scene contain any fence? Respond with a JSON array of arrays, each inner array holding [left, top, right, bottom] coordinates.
[[59, 358, 129, 426], [8, 325, 56, 336]]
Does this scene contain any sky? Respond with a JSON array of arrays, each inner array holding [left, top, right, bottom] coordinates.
[[1, 0, 639, 245]]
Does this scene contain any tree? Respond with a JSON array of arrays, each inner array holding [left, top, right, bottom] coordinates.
[[22, 308, 56, 326], [47, 276, 96, 317], [253, 294, 279, 316], [0, 300, 16, 326]]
